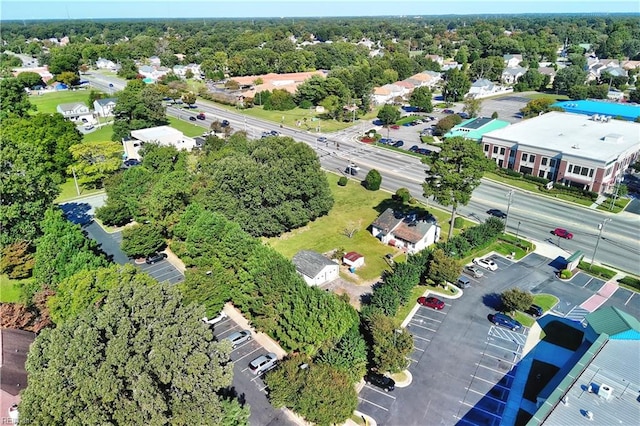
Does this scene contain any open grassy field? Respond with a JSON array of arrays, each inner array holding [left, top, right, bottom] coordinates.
[[167, 116, 207, 137], [266, 173, 455, 282], [55, 178, 104, 203], [29, 90, 91, 114], [524, 92, 570, 101]]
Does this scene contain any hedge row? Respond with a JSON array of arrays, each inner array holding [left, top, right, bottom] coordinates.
[[541, 185, 598, 202], [617, 276, 640, 291], [436, 217, 505, 259]]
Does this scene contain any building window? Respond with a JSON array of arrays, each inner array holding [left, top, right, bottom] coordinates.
[[519, 166, 533, 175], [589, 169, 594, 177], [580, 167, 589, 177], [568, 165, 573, 173], [541, 157, 548, 166], [529, 155, 535, 163], [500, 147, 505, 155], [522, 153, 528, 162], [484, 144, 489, 152], [547, 171, 554, 180], [538, 170, 545, 178], [549, 159, 557, 168], [493, 146, 499, 154]]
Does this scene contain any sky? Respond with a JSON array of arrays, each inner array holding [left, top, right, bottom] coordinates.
[[1, 0, 639, 21]]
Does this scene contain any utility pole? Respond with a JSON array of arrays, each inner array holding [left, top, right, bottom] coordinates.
[[515, 221, 521, 239], [505, 190, 514, 232], [590, 219, 612, 270]]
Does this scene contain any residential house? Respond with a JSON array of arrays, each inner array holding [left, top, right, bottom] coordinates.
[[292, 250, 339, 286], [372, 86, 392, 105], [370, 208, 441, 255], [424, 54, 444, 66], [503, 54, 523, 68], [621, 60, 640, 71], [410, 71, 441, 88], [56, 102, 93, 122], [538, 66, 556, 85], [587, 58, 626, 82], [442, 60, 462, 71], [137, 65, 171, 82], [93, 98, 117, 117], [343, 252, 365, 269], [95, 57, 117, 70], [1, 328, 36, 422], [607, 89, 625, 101], [468, 78, 497, 97], [234, 71, 327, 100], [148, 56, 161, 67], [501, 66, 527, 85]]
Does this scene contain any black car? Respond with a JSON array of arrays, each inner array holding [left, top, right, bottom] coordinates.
[[417, 148, 432, 155], [487, 209, 507, 219], [364, 372, 395, 392], [189, 116, 197, 121], [145, 252, 168, 264], [409, 145, 419, 152], [221, 119, 230, 127], [123, 158, 141, 167], [393, 140, 404, 148], [526, 304, 543, 317]]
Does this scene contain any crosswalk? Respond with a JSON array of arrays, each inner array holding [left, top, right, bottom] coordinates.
[[562, 306, 590, 323]]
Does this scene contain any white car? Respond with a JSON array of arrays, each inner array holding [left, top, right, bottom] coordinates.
[[347, 163, 360, 171], [202, 311, 227, 325], [249, 352, 278, 375], [473, 257, 498, 271]]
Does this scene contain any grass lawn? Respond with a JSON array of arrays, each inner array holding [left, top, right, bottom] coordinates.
[[55, 178, 104, 203], [514, 294, 559, 327], [0, 274, 28, 303], [394, 285, 428, 323], [523, 360, 560, 402], [524, 93, 570, 101], [484, 172, 595, 207], [167, 116, 208, 137], [541, 320, 584, 351], [596, 197, 630, 213], [460, 235, 534, 266], [29, 90, 91, 114], [83, 124, 114, 143]]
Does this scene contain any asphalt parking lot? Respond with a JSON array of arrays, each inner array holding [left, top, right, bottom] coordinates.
[[365, 249, 638, 426], [135, 257, 184, 285], [210, 316, 295, 426]]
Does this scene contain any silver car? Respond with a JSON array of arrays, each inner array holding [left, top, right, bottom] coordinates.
[[249, 352, 278, 375], [463, 265, 484, 278], [226, 330, 251, 348]]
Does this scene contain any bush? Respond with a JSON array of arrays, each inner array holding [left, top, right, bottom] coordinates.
[[120, 223, 166, 258], [95, 201, 132, 227], [577, 261, 617, 279], [559, 269, 573, 279], [364, 169, 382, 191], [541, 185, 598, 201], [523, 174, 550, 185], [395, 188, 411, 203], [453, 217, 464, 229], [337, 176, 348, 186], [617, 276, 640, 291], [497, 168, 523, 179], [298, 99, 312, 109]]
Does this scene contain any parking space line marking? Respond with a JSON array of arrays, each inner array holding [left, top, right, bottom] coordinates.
[[475, 363, 516, 376], [259, 385, 268, 392], [411, 335, 431, 342], [625, 292, 634, 305], [357, 397, 389, 412], [460, 401, 503, 420], [408, 323, 437, 332], [408, 357, 419, 363], [364, 386, 397, 399], [215, 324, 241, 337], [481, 352, 519, 366], [465, 387, 507, 405], [234, 347, 261, 362], [486, 341, 521, 354], [471, 375, 511, 390], [412, 346, 425, 351], [412, 312, 443, 322]]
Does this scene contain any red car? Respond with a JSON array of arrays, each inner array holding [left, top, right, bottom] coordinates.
[[390, 124, 400, 129], [417, 296, 445, 310], [553, 228, 574, 239]]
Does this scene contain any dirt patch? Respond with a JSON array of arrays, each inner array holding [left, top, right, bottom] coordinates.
[[320, 277, 373, 310]]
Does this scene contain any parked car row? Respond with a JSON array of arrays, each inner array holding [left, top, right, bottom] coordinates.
[[409, 145, 432, 156], [378, 138, 404, 147]]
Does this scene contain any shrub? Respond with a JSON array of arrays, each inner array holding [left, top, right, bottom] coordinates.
[[497, 168, 523, 179], [577, 261, 617, 279], [337, 176, 348, 186], [559, 269, 573, 279], [617, 276, 640, 291], [364, 169, 382, 191], [522, 174, 550, 185], [453, 217, 464, 229], [541, 185, 598, 201], [298, 99, 312, 109], [395, 188, 411, 203]]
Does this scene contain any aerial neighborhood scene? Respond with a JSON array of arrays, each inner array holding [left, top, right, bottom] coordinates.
[[2, 0, 640, 425]]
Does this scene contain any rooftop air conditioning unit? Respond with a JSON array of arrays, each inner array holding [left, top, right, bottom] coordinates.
[[598, 384, 613, 400]]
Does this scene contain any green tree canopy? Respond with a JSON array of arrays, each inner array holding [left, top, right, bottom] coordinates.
[[120, 223, 166, 258], [377, 104, 400, 126], [365, 311, 413, 373], [409, 86, 433, 112], [443, 68, 471, 102], [15, 71, 45, 89], [422, 137, 493, 240], [265, 355, 358, 426], [501, 288, 534, 313], [20, 280, 248, 425], [68, 140, 124, 188], [112, 79, 168, 141], [0, 77, 35, 119], [427, 248, 461, 286], [364, 169, 382, 191], [553, 65, 587, 94]]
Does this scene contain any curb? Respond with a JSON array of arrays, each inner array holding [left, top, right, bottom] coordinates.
[[391, 369, 413, 388]]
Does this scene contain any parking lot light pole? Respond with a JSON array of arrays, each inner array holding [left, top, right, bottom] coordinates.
[[590, 219, 612, 270], [505, 190, 514, 231], [516, 221, 521, 239]]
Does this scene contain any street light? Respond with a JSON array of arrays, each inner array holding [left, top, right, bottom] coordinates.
[[505, 190, 514, 231], [515, 221, 521, 239], [590, 218, 612, 270]]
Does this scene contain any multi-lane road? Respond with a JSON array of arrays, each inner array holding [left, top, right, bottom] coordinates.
[[82, 73, 640, 274]]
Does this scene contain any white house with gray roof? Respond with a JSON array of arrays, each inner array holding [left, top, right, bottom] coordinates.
[[56, 102, 92, 123], [292, 250, 339, 286], [93, 97, 117, 117], [371, 208, 440, 255]]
